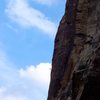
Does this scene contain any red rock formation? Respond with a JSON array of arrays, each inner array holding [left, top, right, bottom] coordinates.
[[47, 0, 100, 100]]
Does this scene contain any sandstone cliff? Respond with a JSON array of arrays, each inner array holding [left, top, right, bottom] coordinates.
[[48, 0, 100, 100]]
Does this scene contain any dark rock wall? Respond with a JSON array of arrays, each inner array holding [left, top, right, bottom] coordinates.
[[47, 0, 100, 100]]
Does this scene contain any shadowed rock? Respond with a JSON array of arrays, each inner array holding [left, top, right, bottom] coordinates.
[[47, 0, 100, 100]]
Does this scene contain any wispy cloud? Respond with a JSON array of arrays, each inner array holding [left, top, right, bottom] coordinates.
[[6, 23, 18, 32], [0, 46, 12, 69], [33, 0, 56, 6], [5, 0, 57, 36], [0, 46, 51, 100]]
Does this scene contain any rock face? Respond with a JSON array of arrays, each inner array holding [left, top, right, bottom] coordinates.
[[47, 0, 100, 100]]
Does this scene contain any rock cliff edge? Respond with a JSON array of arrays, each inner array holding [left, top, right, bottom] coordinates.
[[48, 0, 100, 100]]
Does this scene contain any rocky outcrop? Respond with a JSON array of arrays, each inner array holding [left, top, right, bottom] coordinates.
[[47, 0, 100, 100]]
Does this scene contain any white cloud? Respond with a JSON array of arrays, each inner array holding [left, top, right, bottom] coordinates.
[[5, 0, 57, 36], [0, 47, 51, 100], [33, 0, 56, 6], [0, 88, 28, 100], [19, 63, 51, 86]]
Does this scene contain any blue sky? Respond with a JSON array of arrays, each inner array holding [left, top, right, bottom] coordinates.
[[0, 0, 66, 100]]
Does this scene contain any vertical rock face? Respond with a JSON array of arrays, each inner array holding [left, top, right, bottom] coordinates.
[[47, 0, 100, 100]]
